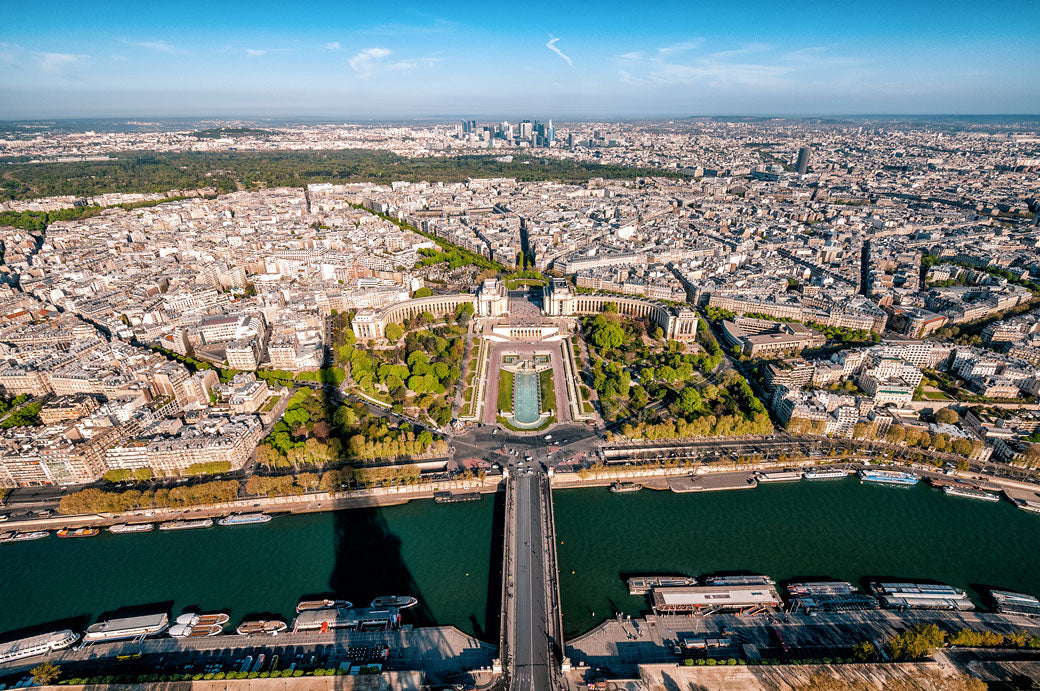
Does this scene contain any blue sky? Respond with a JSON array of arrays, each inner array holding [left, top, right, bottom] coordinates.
[[1, 0, 1038, 118]]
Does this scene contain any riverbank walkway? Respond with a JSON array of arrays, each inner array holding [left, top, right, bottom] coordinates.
[[565, 609, 1040, 679], [0, 627, 495, 685]]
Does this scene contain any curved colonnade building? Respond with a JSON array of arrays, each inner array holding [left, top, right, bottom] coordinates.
[[351, 278, 698, 342]]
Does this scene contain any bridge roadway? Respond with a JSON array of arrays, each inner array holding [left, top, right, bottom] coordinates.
[[506, 472, 562, 691]]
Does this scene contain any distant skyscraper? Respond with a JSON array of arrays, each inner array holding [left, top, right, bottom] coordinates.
[[546, 120, 555, 146], [567, 132, 575, 148], [796, 146, 811, 175], [519, 120, 533, 141]]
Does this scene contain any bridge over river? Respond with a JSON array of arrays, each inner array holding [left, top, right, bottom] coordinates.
[[500, 472, 565, 691]]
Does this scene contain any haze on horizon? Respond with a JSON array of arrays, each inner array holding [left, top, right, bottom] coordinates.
[[1, 0, 1038, 120]]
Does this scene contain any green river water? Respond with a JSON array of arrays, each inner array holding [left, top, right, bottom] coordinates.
[[3, 478, 1039, 644], [555, 478, 1040, 638], [0, 497, 499, 641]]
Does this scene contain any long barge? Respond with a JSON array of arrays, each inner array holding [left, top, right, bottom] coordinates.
[[803, 468, 849, 480], [57, 527, 100, 538], [0, 630, 79, 664], [870, 582, 974, 611], [757, 471, 803, 483], [943, 485, 1000, 502], [159, 518, 214, 531], [217, 513, 271, 526], [786, 581, 879, 613], [991, 590, 1040, 617], [82, 614, 169, 643], [433, 491, 482, 504], [108, 523, 154, 533], [858, 469, 919, 486], [1, 530, 49, 542]]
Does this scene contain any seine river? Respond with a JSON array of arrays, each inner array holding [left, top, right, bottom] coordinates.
[[5, 479, 1040, 644], [555, 477, 1040, 638], [0, 496, 499, 641]]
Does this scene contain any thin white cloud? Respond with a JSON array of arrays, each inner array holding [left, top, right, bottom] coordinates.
[[360, 18, 455, 36], [0, 43, 19, 68], [38, 52, 87, 73], [126, 39, 180, 54], [245, 48, 268, 58], [657, 39, 703, 57], [387, 56, 443, 71], [614, 41, 867, 91], [546, 35, 572, 67], [349, 47, 392, 76], [325, 41, 341, 51], [707, 43, 772, 61]]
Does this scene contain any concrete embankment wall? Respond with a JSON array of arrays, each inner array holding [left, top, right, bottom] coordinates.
[[3, 477, 504, 532], [550, 467, 691, 489]]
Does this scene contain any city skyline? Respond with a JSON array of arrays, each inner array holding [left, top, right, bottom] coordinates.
[[2, 0, 1039, 119], [4, 3, 1040, 688]]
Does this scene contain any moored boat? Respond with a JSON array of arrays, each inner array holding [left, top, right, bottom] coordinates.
[[870, 582, 974, 611], [609, 482, 642, 493], [757, 471, 803, 483], [108, 523, 154, 533], [83, 614, 169, 643], [1012, 498, 1040, 514], [217, 512, 272, 526], [943, 485, 1000, 502], [57, 527, 100, 538], [858, 469, 919, 486], [159, 518, 214, 531], [991, 590, 1040, 617], [370, 595, 418, 609], [0, 630, 80, 664], [433, 491, 481, 503], [627, 575, 697, 595], [803, 468, 849, 480], [236, 620, 287, 636], [296, 599, 352, 613], [6, 530, 49, 542], [169, 612, 229, 638]]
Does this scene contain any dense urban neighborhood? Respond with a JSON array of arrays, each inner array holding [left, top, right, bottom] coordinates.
[[2, 116, 1040, 691]]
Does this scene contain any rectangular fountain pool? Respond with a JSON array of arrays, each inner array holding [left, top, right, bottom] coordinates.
[[512, 370, 542, 425]]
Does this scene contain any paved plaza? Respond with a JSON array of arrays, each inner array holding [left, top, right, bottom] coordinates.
[[482, 341, 573, 427]]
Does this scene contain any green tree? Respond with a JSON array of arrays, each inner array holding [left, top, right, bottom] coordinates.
[[412, 286, 433, 298], [851, 640, 876, 661], [384, 323, 404, 342], [935, 407, 959, 425], [592, 321, 624, 350], [676, 387, 704, 416], [887, 623, 947, 660], [455, 302, 475, 325], [30, 662, 61, 686]]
